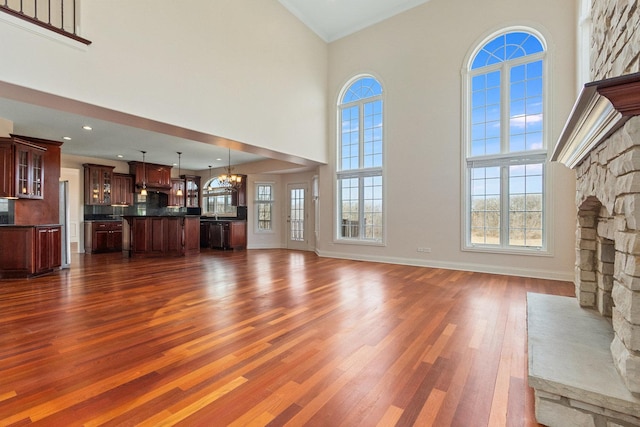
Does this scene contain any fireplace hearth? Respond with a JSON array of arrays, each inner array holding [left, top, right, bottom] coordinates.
[[528, 72, 640, 426]]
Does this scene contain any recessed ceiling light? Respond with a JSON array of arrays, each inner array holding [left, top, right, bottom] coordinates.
[[63, 136, 72, 140], [82, 125, 92, 131], [117, 154, 124, 158], [216, 158, 222, 161]]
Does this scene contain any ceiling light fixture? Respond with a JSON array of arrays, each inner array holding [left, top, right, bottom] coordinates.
[[140, 150, 148, 196], [207, 165, 213, 190], [217, 149, 242, 192], [176, 152, 183, 197], [63, 136, 71, 140], [82, 125, 92, 131]]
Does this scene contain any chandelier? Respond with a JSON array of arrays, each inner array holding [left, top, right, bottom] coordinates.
[[217, 149, 242, 191]]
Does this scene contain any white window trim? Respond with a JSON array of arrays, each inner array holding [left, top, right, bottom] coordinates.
[[460, 26, 554, 256], [334, 74, 386, 246], [254, 182, 275, 234]]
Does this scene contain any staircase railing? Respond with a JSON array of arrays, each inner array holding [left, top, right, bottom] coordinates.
[[0, 0, 91, 44]]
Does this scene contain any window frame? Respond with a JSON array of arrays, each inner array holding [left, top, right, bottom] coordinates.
[[462, 27, 553, 256], [335, 74, 385, 245], [254, 182, 275, 233]]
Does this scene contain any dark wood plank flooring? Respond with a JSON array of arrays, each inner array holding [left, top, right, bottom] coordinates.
[[0, 249, 574, 426]]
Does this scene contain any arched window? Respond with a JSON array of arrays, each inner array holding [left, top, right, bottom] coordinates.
[[337, 76, 384, 242], [202, 178, 236, 216], [464, 30, 547, 251]]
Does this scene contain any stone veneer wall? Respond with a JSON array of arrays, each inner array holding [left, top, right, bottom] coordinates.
[[591, 0, 640, 81], [575, 117, 640, 394]]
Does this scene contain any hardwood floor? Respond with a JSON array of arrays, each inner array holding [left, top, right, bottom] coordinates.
[[0, 249, 574, 426]]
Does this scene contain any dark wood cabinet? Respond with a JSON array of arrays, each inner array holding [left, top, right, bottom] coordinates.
[[201, 220, 246, 250], [15, 142, 45, 199], [129, 161, 171, 190], [112, 173, 133, 206], [84, 221, 123, 254], [0, 140, 14, 198], [169, 178, 185, 207], [84, 164, 114, 205], [123, 216, 199, 257], [183, 175, 201, 208], [35, 226, 61, 274], [0, 225, 61, 278], [232, 176, 247, 206]]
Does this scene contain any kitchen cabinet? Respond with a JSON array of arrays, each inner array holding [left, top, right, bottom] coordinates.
[[84, 164, 115, 205], [202, 220, 246, 250], [112, 173, 133, 206], [84, 221, 123, 254], [0, 140, 14, 198], [183, 175, 201, 208], [15, 142, 45, 199], [169, 178, 185, 207], [0, 225, 61, 278], [35, 226, 61, 274], [231, 176, 247, 207], [129, 161, 172, 190], [122, 216, 200, 257]]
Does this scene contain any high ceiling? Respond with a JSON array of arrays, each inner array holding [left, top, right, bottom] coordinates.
[[0, 0, 430, 171], [278, 0, 430, 42]]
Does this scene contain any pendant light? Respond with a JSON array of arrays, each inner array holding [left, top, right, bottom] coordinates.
[[207, 165, 213, 190], [140, 150, 148, 196], [176, 152, 183, 197]]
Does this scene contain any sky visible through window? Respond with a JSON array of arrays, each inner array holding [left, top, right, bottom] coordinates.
[[468, 31, 545, 248]]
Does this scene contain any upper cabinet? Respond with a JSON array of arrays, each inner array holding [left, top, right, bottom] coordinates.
[[15, 141, 46, 199], [232, 176, 247, 207], [183, 175, 201, 208], [112, 173, 134, 206], [169, 178, 185, 207], [84, 164, 115, 206], [128, 161, 171, 190], [0, 139, 14, 198]]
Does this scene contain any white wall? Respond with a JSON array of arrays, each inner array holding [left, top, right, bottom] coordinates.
[[0, 0, 328, 164], [317, 0, 578, 280]]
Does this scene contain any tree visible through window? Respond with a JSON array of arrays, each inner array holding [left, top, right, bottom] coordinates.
[[466, 30, 547, 250], [256, 183, 273, 232], [337, 76, 383, 242]]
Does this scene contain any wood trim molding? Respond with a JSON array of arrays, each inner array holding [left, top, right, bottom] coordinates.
[[551, 72, 640, 169]]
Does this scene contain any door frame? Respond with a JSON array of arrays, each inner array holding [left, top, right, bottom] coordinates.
[[286, 182, 309, 251]]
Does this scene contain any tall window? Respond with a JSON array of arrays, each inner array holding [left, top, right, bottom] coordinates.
[[337, 76, 384, 243], [255, 183, 274, 232], [465, 30, 547, 251]]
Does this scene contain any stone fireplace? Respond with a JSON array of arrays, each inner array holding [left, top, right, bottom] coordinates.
[[528, 73, 640, 426]]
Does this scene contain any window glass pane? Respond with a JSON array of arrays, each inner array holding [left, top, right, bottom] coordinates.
[[508, 163, 543, 247], [362, 175, 383, 241], [470, 167, 501, 245], [339, 178, 359, 238]]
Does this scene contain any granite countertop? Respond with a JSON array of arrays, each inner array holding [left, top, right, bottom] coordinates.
[[0, 223, 62, 227]]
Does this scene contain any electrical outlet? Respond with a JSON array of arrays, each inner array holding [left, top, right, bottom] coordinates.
[[417, 247, 432, 253]]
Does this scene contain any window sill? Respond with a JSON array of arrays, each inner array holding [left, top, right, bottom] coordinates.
[[463, 244, 552, 257], [334, 238, 385, 247]]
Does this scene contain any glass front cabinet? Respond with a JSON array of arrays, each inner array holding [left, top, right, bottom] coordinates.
[[15, 143, 45, 199]]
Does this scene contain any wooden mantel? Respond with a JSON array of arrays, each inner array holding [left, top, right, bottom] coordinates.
[[552, 71, 640, 169]]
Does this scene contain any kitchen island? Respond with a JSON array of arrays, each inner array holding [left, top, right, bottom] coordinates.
[[122, 215, 200, 258]]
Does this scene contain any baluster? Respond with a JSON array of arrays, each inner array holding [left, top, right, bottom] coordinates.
[[34, 0, 37, 20], [19, 0, 22, 13], [60, 0, 63, 30], [47, 0, 50, 24]]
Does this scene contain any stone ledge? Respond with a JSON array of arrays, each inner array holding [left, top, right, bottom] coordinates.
[[527, 293, 640, 424]]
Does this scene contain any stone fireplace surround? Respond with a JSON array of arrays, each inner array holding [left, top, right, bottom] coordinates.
[[528, 72, 640, 426]]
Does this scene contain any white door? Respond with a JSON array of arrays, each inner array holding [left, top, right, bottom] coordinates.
[[287, 183, 308, 250]]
